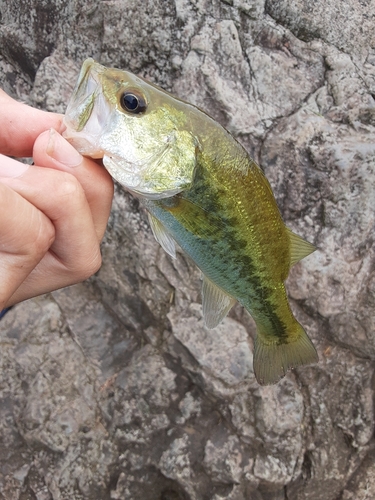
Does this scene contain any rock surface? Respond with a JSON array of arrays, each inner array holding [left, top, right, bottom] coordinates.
[[1, 0, 375, 498]]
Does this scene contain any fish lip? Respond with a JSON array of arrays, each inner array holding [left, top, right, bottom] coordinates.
[[59, 121, 67, 135]]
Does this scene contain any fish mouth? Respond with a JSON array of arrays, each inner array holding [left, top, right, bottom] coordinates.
[[64, 58, 100, 132], [63, 58, 111, 158]]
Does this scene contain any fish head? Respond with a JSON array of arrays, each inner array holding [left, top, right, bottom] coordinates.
[[63, 58, 199, 198]]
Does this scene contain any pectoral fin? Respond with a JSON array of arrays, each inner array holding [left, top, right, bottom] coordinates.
[[148, 213, 176, 259], [202, 276, 236, 329], [287, 228, 316, 267]]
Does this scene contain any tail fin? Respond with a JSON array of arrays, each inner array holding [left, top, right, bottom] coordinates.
[[253, 324, 318, 385]]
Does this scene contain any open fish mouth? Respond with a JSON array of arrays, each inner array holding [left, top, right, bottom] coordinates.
[[64, 59, 106, 130], [63, 59, 112, 158]]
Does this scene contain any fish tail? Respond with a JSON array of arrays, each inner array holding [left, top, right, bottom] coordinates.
[[253, 322, 318, 385]]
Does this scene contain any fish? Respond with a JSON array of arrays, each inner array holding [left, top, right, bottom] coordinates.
[[63, 58, 318, 385]]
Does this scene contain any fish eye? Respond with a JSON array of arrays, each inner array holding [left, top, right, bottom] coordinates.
[[120, 90, 147, 114]]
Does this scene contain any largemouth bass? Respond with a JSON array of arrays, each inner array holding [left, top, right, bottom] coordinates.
[[63, 58, 318, 385]]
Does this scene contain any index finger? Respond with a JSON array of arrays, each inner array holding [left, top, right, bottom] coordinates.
[[0, 90, 63, 157]]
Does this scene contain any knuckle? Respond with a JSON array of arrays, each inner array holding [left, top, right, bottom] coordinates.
[[77, 249, 102, 281], [17, 208, 55, 258], [31, 219, 55, 257], [54, 173, 85, 204], [87, 250, 103, 276]]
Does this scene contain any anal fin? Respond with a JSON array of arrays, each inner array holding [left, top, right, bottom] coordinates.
[[148, 213, 176, 259], [202, 276, 236, 329]]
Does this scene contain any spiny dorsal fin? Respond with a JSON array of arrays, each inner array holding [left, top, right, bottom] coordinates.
[[202, 276, 236, 329], [148, 213, 176, 259], [287, 228, 316, 267]]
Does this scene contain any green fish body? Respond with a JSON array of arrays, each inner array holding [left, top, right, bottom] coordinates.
[[63, 59, 318, 384]]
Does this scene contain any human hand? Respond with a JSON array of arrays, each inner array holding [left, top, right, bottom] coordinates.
[[0, 90, 114, 310]]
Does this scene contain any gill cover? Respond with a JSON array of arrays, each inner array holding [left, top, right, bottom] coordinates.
[[103, 128, 199, 199]]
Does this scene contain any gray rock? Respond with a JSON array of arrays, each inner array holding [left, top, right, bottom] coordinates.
[[1, 0, 375, 498], [265, 0, 375, 60]]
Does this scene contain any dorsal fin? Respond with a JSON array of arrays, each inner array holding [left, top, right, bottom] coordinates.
[[202, 276, 236, 329], [148, 213, 176, 259], [287, 228, 316, 267]]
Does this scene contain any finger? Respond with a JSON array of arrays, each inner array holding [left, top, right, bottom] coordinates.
[[0, 182, 55, 309], [0, 156, 101, 278], [33, 129, 114, 241], [0, 90, 62, 157]]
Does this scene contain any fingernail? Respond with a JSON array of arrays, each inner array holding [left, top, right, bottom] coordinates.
[[0, 154, 30, 178], [46, 128, 82, 167]]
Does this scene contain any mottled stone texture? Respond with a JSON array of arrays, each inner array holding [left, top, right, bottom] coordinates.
[[1, 0, 375, 499]]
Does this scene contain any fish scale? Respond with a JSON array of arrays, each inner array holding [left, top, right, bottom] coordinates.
[[63, 58, 318, 385], [146, 158, 290, 329]]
